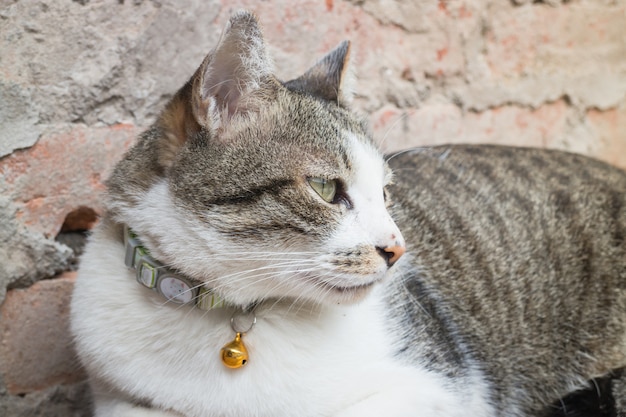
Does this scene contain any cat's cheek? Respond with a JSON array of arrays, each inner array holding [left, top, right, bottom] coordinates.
[[330, 248, 389, 276]]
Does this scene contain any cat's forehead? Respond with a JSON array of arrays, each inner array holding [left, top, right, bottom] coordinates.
[[251, 92, 375, 167], [292, 107, 384, 183], [200, 87, 386, 187]]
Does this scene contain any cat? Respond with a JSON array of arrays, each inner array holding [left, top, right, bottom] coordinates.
[[70, 10, 626, 417]]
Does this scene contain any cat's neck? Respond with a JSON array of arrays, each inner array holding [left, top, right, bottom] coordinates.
[[122, 225, 230, 309], [119, 222, 326, 315]]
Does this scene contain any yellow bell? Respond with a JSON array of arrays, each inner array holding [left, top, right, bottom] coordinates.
[[220, 333, 249, 369]]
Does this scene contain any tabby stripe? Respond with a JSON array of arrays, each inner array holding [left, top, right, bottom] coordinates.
[[225, 223, 309, 238], [205, 179, 295, 206], [609, 189, 625, 246]]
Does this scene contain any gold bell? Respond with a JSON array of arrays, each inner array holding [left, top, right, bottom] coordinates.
[[220, 333, 249, 369]]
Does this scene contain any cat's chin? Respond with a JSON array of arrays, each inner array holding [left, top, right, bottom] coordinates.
[[316, 280, 378, 304]]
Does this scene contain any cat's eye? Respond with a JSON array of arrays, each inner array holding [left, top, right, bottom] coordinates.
[[308, 177, 337, 203]]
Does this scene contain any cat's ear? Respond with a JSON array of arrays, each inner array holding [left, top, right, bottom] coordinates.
[[285, 41, 354, 107], [191, 11, 274, 129], [157, 11, 273, 161]]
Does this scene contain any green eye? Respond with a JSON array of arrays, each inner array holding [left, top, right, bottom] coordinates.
[[308, 177, 337, 203]]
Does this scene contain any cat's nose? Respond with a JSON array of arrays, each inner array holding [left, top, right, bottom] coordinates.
[[376, 244, 406, 267]]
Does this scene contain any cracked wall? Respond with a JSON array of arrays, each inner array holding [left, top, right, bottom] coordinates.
[[1, 0, 625, 414]]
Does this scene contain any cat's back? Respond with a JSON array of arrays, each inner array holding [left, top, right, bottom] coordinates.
[[389, 145, 626, 259], [386, 144, 626, 415]]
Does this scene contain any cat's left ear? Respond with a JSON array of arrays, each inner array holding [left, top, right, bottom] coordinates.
[[285, 41, 354, 107]]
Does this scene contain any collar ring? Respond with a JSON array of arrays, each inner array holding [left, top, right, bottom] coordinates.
[[230, 310, 257, 334]]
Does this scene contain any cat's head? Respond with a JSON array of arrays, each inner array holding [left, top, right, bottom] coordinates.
[[107, 11, 405, 307]]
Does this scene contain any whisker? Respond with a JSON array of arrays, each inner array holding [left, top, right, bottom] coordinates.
[[377, 110, 411, 152], [164, 256, 324, 307], [151, 255, 319, 273], [384, 147, 429, 164], [157, 260, 321, 307]]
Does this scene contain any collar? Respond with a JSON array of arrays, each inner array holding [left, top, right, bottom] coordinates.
[[123, 226, 225, 310]]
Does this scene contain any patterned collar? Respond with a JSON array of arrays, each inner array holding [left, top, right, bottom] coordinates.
[[123, 226, 225, 310]]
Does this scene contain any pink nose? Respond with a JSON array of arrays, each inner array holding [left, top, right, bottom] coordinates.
[[377, 244, 406, 267]]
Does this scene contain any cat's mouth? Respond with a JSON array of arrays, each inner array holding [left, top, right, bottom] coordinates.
[[316, 279, 378, 300]]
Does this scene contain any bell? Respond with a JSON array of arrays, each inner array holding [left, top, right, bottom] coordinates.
[[220, 333, 249, 369]]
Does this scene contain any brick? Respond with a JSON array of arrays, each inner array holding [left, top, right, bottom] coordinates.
[[453, 2, 626, 111], [0, 272, 86, 395], [373, 100, 626, 169], [0, 123, 138, 238], [373, 100, 567, 149], [484, 3, 626, 78]]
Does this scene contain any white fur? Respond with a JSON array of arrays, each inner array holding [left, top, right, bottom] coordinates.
[[72, 222, 492, 416], [330, 134, 404, 251]]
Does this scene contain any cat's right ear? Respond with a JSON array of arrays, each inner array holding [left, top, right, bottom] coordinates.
[[191, 11, 274, 130], [157, 11, 274, 165]]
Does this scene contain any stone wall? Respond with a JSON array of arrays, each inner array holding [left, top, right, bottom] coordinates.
[[1, 0, 625, 414]]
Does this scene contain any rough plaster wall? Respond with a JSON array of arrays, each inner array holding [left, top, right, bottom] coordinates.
[[0, 0, 625, 414]]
